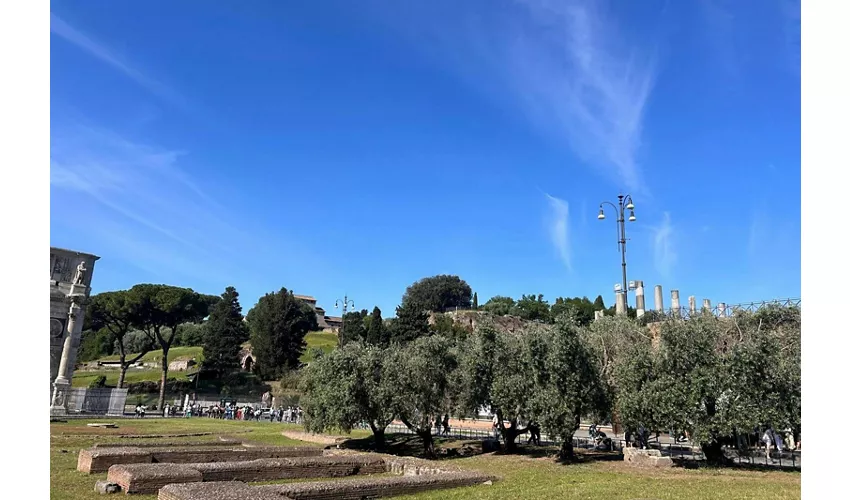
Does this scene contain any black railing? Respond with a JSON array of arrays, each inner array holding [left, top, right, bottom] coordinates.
[[382, 424, 800, 469], [647, 298, 801, 321]]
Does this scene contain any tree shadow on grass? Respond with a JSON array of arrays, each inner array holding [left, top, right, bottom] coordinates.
[[508, 445, 624, 465], [338, 433, 484, 460], [338, 432, 624, 465]]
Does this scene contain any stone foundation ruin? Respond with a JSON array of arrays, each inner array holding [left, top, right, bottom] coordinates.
[[623, 447, 674, 468], [77, 442, 322, 473], [79, 438, 497, 497]]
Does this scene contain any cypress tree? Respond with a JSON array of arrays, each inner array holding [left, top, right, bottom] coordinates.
[[388, 301, 431, 344], [247, 287, 318, 380], [202, 286, 249, 377], [366, 307, 385, 346], [593, 295, 606, 310]]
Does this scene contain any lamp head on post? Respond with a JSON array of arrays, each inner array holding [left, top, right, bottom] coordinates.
[[597, 208, 605, 220]]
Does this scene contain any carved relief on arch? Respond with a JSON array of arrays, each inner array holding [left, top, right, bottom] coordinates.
[[50, 318, 66, 340], [51, 256, 73, 282]]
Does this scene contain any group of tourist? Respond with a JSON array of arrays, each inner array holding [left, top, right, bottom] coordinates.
[[202, 404, 263, 420], [624, 426, 652, 449], [161, 404, 182, 417], [433, 414, 452, 436], [276, 406, 304, 424], [759, 427, 798, 454], [622, 423, 799, 456], [156, 402, 304, 423]]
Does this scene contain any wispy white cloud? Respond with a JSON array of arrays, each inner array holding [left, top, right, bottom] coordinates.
[[371, 0, 657, 193], [50, 120, 328, 292], [507, 0, 657, 193], [50, 13, 186, 107], [545, 194, 572, 272], [652, 212, 677, 279], [50, 124, 233, 256]]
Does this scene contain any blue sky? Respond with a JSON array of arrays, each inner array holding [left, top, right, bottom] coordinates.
[[50, 0, 801, 317]]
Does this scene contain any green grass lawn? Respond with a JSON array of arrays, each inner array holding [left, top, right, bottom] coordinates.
[[50, 419, 800, 500], [72, 333, 338, 388], [97, 346, 204, 364], [300, 331, 339, 363], [71, 369, 193, 388]]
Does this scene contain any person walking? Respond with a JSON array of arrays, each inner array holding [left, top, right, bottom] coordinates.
[[762, 427, 774, 458], [774, 429, 784, 454], [442, 414, 450, 436], [528, 421, 541, 446]]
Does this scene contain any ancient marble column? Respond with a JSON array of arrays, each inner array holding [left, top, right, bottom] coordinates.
[[688, 296, 697, 316], [615, 292, 627, 316], [63, 304, 86, 381], [671, 290, 681, 317], [702, 299, 712, 316], [635, 281, 646, 318], [654, 285, 664, 312], [718, 302, 727, 318], [51, 298, 82, 414]]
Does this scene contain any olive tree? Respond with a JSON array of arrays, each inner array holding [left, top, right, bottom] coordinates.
[[526, 318, 610, 459], [457, 321, 535, 452], [385, 335, 459, 458], [611, 308, 801, 464], [301, 342, 396, 449]]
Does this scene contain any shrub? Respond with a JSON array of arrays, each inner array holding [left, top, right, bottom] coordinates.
[[89, 375, 108, 388]]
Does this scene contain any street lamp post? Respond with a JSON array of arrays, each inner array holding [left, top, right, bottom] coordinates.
[[597, 194, 636, 315], [334, 295, 355, 345]]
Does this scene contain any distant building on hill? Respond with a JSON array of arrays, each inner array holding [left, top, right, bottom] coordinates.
[[294, 294, 317, 307], [294, 294, 339, 333], [168, 359, 197, 371], [324, 316, 343, 332]]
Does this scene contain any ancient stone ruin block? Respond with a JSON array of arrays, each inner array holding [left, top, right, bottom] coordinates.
[[256, 472, 497, 499], [108, 464, 203, 495], [93, 440, 241, 449], [158, 470, 497, 500], [623, 447, 674, 468], [106, 455, 388, 494], [78, 447, 152, 474], [90, 445, 497, 498], [77, 444, 323, 473]]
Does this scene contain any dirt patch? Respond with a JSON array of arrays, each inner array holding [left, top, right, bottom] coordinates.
[[282, 431, 348, 445]]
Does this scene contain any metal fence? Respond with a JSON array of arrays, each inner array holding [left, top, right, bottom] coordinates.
[[383, 424, 800, 469], [65, 388, 128, 416], [648, 298, 800, 321]]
